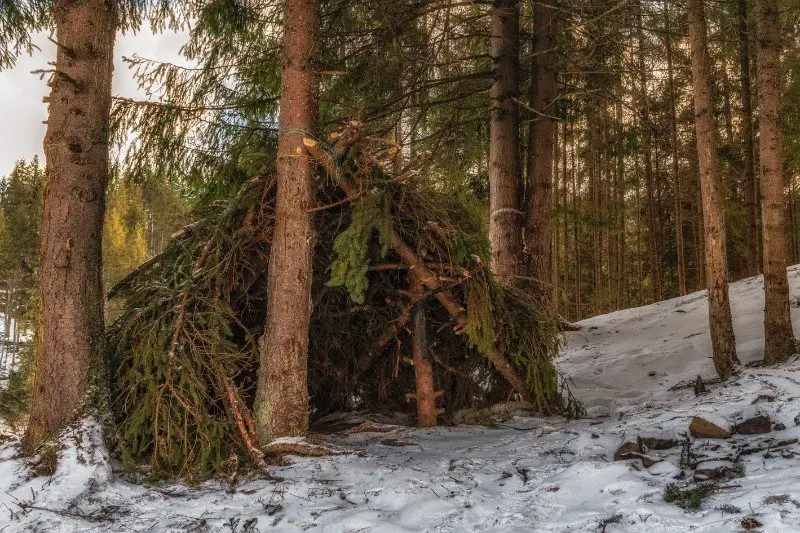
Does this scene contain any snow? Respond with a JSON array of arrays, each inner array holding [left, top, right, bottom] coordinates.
[[4, 269, 800, 531]]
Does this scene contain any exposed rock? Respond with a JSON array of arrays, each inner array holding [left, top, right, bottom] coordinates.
[[613, 441, 639, 460], [613, 441, 660, 467], [732, 415, 772, 435], [689, 416, 731, 439], [774, 422, 787, 431], [693, 460, 734, 481]]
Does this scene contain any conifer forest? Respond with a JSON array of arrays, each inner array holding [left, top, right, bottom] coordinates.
[[3, 0, 800, 531]]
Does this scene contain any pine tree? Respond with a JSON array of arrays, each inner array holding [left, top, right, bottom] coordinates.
[[253, 0, 321, 442], [24, 0, 117, 453], [687, 0, 740, 380], [489, 0, 523, 282], [525, 0, 557, 302], [756, 0, 796, 364]]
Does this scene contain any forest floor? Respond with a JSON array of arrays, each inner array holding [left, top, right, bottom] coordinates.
[[4, 269, 800, 531]]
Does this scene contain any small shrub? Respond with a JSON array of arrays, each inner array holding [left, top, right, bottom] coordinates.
[[664, 482, 715, 510]]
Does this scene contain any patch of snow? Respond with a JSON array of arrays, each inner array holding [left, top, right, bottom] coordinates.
[[3, 270, 800, 531]]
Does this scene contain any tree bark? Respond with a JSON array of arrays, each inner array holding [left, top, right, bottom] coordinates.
[[253, 0, 320, 442], [636, 1, 662, 302], [738, 0, 761, 276], [24, 0, 115, 454], [525, 0, 556, 300], [664, 0, 686, 296], [489, 0, 523, 282], [408, 275, 438, 427], [756, 0, 796, 364], [687, 0, 741, 380]]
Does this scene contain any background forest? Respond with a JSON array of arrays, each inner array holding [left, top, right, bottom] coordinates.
[[1, 0, 800, 485], [4, 0, 800, 530], [3, 0, 800, 368]]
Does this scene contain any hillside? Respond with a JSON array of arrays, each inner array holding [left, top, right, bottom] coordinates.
[[2, 269, 800, 532]]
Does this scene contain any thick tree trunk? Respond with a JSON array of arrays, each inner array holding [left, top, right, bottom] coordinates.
[[636, 1, 662, 302], [756, 0, 796, 364], [687, 0, 741, 380], [24, 0, 115, 454], [525, 0, 556, 300], [253, 0, 320, 442], [664, 0, 686, 296], [489, 0, 523, 282], [738, 0, 760, 276]]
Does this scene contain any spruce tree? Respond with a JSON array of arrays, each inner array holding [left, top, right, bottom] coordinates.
[[687, 0, 740, 380]]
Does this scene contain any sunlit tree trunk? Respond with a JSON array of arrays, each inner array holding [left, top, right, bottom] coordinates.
[[525, 0, 556, 300], [24, 0, 115, 453], [489, 0, 523, 282], [687, 0, 740, 379], [254, 0, 320, 441], [756, 0, 796, 364]]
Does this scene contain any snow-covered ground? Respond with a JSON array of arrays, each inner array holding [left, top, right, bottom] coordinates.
[[4, 269, 800, 532]]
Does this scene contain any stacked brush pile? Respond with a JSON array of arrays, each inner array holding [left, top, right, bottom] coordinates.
[[106, 123, 581, 480]]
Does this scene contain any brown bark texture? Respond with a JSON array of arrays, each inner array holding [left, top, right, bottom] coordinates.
[[525, 0, 556, 301], [756, 0, 796, 364], [738, 0, 761, 276], [636, 1, 662, 302], [687, 0, 741, 379], [253, 0, 321, 442], [489, 0, 523, 281], [408, 275, 438, 428], [664, 0, 686, 296], [24, 0, 115, 454]]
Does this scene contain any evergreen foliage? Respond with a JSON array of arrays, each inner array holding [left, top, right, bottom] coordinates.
[[106, 133, 569, 479]]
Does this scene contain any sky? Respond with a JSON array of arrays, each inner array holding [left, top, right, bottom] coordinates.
[[0, 29, 188, 177]]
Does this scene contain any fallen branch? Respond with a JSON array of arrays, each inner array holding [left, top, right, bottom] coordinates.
[[218, 375, 264, 467]]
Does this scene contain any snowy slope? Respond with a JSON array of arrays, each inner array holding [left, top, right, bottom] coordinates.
[[564, 264, 800, 416], [2, 269, 800, 532]]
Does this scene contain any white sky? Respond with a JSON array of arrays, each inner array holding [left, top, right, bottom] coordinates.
[[0, 29, 188, 177]]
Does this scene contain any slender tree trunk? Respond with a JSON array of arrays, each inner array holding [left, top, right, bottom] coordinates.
[[664, 0, 686, 296], [687, 0, 740, 379], [636, 1, 662, 302], [2, 282, 11, 371], [23, 0, 115, 454], [571, 125, 580, 319], [254, 0, 320, 441], [525, 0, 556, 300], [615, 96, 626, 309], [738, 0, 761, 276], [409, 275, 438, 427], [561, 120, 569, 312], [756, 0, 796, 364], [552, 125, 560, 311], [489, 0, 523, 281]]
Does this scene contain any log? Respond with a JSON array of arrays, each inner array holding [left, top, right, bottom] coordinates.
[[409, 274, 438, 427]]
